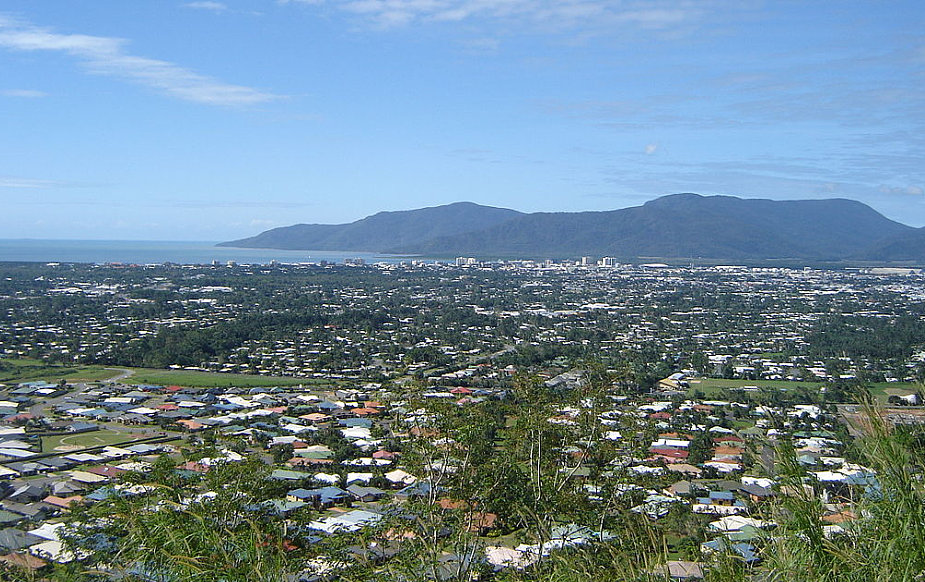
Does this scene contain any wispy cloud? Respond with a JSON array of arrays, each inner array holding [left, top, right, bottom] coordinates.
[[879, 184, 923, 196], [184, 1, 229, 11], [0, 14, 278, 106], [2, 195, 315, 209], [0, 176, 96, 188], [281, 0, 719, 32], [0, 88, 47, 97]]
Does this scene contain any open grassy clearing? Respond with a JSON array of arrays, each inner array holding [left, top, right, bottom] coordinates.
[[866, 381, 922, 403], [689, 377, 921, 404], [0, 359, 326, 388], [41, 429, 133, 453], [0, 359, 119, 384], [124, 368, 321, 388], [688, 377, 825, 395]]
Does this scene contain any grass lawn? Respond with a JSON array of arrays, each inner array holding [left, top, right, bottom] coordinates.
[[478, 528, 528, 547], [41, 429, 133, 453], [866, 382, 921, 403], [0, 359, 120, 384], [690, 377, 921, 404], [125, 368, 319, 388], [688, 377, 825, 396], [0, 359, 327, 388]]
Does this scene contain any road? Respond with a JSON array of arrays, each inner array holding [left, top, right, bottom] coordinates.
[[28, 382, 93, 418]]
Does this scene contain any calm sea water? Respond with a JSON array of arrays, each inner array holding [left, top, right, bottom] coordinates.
[[0, 239, 416, 265]]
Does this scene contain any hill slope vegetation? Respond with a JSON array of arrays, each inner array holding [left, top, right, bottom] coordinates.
[[219, 201, 523, 251], [222, 194, 921, 261]]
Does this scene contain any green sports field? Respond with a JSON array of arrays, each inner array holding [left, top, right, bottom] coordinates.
[[125, 368, 319, 388], [1, 359, 323, 388], [41, 429, 135, 453], [0, 359, 120, 384], [688, 377, 921, 404]]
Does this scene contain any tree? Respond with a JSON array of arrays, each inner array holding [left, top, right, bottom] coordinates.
[[271, 443, 295, 464]]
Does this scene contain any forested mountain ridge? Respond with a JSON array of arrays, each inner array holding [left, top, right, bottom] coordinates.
[[219, 201, 523, 251], [860, 226, 925, 261], [222, 194, 922, 261]]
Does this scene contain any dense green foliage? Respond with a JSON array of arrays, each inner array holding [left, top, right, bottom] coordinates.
[[221, 201, 523, 251], [389, 194, 914, 260]]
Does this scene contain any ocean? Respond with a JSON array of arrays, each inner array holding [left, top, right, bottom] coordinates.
[[0, 239, 416, 265]]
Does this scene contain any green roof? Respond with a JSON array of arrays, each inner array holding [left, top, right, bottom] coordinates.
[[294, 450, 333, 459], [0, 510, 23, 525], [270, 469, 312, 480]]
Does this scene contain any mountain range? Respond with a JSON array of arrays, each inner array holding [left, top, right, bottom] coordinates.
[[219, 194, 925, 262]]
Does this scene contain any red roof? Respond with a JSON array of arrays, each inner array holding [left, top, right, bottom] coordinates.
[[177, 419, 205, 431], [86, 466, 126, 478], [350, 407, 380, 416], [43, 495, 82, 509], [179, 461, 210, 473], [4, 413, 35, 422], [649, 448, 689, 459]]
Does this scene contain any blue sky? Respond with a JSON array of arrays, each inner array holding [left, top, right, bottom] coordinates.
[[1, 1, 923, 240]]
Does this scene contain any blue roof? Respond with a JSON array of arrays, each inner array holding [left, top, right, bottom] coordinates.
[[289, 486, 349, 503]]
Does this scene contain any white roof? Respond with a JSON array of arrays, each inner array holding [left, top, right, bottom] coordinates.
[[313, 472, 340, 484], [709, 516, 768, 532], [69, 470, 108, 483], [308, 510, 382, 533], [652, 438, 690, 448], [341, 427, 372, 440], [0, 448, 35, 458], [704, 461, 741, 473], [65, 453, 104, 462], [29, 522, 65, 541], [384, 469, 416, 484], [29, 540, 76, 563], [128, 407, 158, 415], [282, 423, 315, 433]]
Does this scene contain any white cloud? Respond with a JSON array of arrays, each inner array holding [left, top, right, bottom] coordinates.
[[462, 37, 500, 52], [879, 184, 924, 196], [184, 1, 229, 11], [282, 0, 712, 31], [0, 177, 67, 188], [0, 88, 47, 97], [0, 15, 278, 106], [644, 143, 658, 155]]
